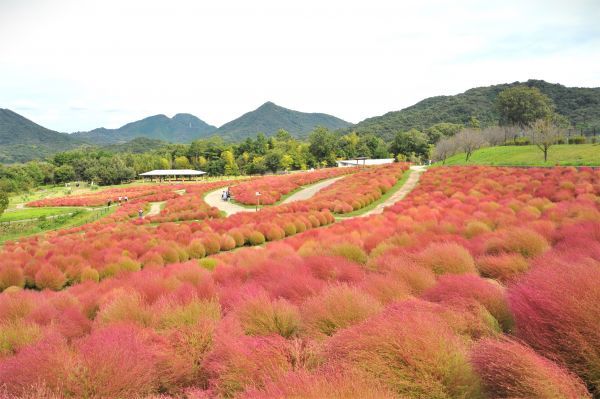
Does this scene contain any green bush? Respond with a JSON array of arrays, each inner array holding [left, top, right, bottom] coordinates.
[[568, 135, 586, 144]]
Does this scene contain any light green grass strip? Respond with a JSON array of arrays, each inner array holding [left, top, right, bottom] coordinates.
[[336, 170, 412, 218], [438, 144, 600, 167]]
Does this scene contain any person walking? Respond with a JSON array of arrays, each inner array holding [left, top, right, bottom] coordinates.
[[138, 209, 143, 219], [107, 199, 112, 207], [221, 190, 227, 201]]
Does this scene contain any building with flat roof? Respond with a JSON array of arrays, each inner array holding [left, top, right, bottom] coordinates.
[[336, 158, 395, 167], [139, 169, 206, 181]]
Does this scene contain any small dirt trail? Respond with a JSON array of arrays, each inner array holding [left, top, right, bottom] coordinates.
[[205, 176, 347, 216], [359, 165, 426, 217], [147, 202, 165, 217], [281, 176, 344, 204]]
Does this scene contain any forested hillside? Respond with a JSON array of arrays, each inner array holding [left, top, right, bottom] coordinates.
[[0, 109, 85, 163], [349, 80, 600, 140], [215, 101, 352, 141], [71, 113, 217, 145]]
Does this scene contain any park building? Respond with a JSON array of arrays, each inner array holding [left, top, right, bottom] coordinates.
[[336, 158, 395, 167], [139, 169, 207, 181]]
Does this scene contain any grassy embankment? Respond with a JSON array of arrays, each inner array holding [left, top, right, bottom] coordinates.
[[440, 144, 599, 166]]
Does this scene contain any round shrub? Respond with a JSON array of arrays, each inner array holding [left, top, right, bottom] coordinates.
[[301, 284, 381, 337], [485, 228, 549, 258], [220, 235, 237, 251], [202, 236, 221, 255], [423, 274, 514, 332], [35, 265, 67, 291], [476, 253, 529, 282], [326, 300, 483, 398], [283, 223, 297, 236], [464, 221, 492, 238], [265, 226, 285, 241], [418, 242, 477, 275], [0, 266, 25, 291], [248, 231, 266, 246], [80, 267, 100, 283], [187, 240, 206, 259], [472, 338, 591, 398], [237, 295, 301, 338], [508, 260, 600, 393], [331, 243, 368, 265]]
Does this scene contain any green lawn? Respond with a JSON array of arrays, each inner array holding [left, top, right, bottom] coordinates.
[[0, 207, 78, 222], [439, 144, 599, 166]]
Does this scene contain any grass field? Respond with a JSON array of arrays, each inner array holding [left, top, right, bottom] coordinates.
[[0, 207, 78, 222], [440, 144, 599, 166]]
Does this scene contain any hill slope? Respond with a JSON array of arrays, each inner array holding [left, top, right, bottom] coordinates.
[[0, 109, 85, 163], [72, 113, 217, 145], [351, 80, 600, 140], [439, 144, 600, 167], [215, 101, 352, 140]]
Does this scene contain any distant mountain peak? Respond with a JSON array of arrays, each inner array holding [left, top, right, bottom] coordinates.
[[71, 113, 217, 145], [215, 102, 352, 141]]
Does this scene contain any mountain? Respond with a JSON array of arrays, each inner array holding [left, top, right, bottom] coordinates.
[[215, 101, 352, 141], [349, 80, 600, 140], [71, 113, 217, 145], [0, 109, 86, 163], [102, 137, 169, 153]]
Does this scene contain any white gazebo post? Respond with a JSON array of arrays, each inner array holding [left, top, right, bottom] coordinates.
[[255, 191, 261, 211]]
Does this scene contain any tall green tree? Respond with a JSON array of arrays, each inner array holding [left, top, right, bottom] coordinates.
[[390, 129, 430, 160], [308, 127, 337, 166], [496, 86, 554, 127], [0, 191, 8, 217]]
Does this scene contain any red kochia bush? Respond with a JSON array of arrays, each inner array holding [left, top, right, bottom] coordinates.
[[242, 367, 397, 399], [509, 257, 600, 393], [423, 274, 514, 332], [204, 334, 293, 398], [72, 324, 162, 397], [325, 300, 483, 398], [417, 242, 477, 275], [34, 265, 67, 291], [471, 338, 591, 398]]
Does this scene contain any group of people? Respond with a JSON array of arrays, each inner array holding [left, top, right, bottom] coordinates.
[[221, 188, 232, 201], [106, 196, 129, 207]]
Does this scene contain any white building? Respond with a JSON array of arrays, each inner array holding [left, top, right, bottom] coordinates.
[[336, 158, 395, 167], [139, 169, 206, 181]]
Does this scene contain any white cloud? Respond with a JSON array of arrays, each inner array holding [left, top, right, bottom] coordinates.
[[0, 0, 598, 132]]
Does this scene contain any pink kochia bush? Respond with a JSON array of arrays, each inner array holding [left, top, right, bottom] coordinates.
[[231, 167, 354, 205], [423, 273, 513, 332], [471, 338, 591, 399], [0, 166, 597, 398], [325, 300, 484, 398], [508, 248, 600, 394]]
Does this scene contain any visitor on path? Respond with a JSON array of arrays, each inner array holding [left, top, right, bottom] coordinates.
[[226, 188, 231, 201], [118, 196, 122, 204], [107, 199, 112, 207], [124, 196, 128, 202], [221, 191, 227, 201], [138, 209, 143, 219]]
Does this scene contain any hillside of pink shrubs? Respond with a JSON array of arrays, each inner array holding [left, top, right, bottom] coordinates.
[[230, 167, 355, 205], [27, 184, 185, 207], [0, 165, 598, 398]]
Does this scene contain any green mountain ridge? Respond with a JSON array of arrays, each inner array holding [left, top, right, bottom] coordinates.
[[214, 101, 352, 140], [71, 113, 217, 145], [0, 108, 87, 164], [349, 80, 600, 140]]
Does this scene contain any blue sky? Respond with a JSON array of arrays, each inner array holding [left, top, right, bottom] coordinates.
[[0, 0, 599, 132]]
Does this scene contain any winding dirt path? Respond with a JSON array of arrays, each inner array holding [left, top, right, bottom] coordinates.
[[205, 176, 345, 216], [147, 202, 165, 217], [360, 165, 426, 217]]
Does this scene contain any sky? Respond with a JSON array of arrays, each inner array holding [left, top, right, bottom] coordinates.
[[1, 0, 599, 132]]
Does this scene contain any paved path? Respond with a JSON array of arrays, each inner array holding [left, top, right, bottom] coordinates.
[[281, 176, 344, 204], [147, 202, 165, 217], [205, 176, 347, 216], [360, 165, 427, 217]]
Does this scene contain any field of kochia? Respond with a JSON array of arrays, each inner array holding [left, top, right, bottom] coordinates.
[[0, 163, 599, 398]]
